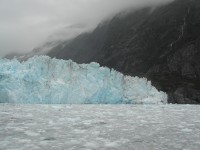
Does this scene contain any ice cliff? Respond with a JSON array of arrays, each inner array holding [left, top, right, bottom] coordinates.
[[0, 56, 167, 104]]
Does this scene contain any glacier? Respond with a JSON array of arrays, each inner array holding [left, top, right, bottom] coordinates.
[[0, 56, 167, 104]]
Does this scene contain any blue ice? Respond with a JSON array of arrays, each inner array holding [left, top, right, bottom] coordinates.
[[0, 56, 167, 104]]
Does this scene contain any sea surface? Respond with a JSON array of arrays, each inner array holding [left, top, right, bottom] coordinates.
[[0, 104, 200, 150]]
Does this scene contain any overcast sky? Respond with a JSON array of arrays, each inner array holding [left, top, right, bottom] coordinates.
[[0, 0, 172, 56]]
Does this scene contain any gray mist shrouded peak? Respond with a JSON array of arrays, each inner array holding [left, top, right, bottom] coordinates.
[[0, 0, 173, 57]]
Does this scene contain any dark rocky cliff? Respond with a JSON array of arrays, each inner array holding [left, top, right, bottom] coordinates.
[[47, 0, 200, 104]]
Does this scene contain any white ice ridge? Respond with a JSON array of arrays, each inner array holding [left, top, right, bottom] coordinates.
[[0, 56, 167, 104]]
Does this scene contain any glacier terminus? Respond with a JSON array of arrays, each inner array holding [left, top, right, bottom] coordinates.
[[0, 56, 167, 104]]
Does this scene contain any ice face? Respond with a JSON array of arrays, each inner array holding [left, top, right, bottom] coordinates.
[[0, 56, 167, 104]]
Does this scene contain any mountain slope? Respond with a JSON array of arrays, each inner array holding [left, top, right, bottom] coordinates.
[[47, 0, 200, 104]]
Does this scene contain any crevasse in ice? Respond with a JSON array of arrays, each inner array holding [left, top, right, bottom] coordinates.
[[0, 56, 167, 104]]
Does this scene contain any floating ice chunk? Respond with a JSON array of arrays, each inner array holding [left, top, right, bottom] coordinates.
[[0, 56, 167, 104]]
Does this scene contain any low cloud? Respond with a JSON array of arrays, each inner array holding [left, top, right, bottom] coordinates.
[[0, 0, 173, 56]]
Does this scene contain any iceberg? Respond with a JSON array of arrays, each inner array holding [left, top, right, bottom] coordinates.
[[0, 56, 167, 104]]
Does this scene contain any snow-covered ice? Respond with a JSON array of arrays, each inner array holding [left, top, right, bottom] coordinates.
[[0, 56, 167, 104], [0, 104, 200, 150]]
